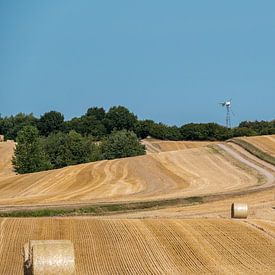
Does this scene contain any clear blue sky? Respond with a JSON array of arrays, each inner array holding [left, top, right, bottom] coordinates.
[[0, 1, 274, 126]]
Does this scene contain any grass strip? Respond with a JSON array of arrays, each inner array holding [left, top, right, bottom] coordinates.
[[1, 183, 275, 218], [0, 196, 204, 217], [230, 138, 275, 166]]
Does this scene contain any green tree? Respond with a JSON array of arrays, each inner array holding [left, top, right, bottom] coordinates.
[[101, 130, 145, 159], [149, 123, 182, 140], [43, 131, 101, 168], [41, 132, 71, 168], [0, 113, 38, 140], [104, 106, 138, 133], [134, 120, 155, 139], [38, 111, 64, 136], [66, 130, 101, 165], [12, 126, 52, 174], [180, 123, 231, 141], [86, 107, 106, 120], [65, 115, 107, 139], [238, 120, 275, 135], [232, 127, 257, 137]]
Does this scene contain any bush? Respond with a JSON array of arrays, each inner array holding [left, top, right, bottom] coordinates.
[[101, 130, 145, 159], [42, 131, 101, 168]]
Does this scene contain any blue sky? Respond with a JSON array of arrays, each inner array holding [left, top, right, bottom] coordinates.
[[0, 1, 274, 126]]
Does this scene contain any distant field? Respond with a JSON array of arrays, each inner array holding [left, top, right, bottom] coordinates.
[[0, 143, 260, 208], [0, 217, 274, 274], [238, 135, 275, 157], [142, 138, 212, 153]]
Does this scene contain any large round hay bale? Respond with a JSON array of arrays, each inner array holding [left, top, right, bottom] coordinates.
[[23, 240, 75, 275], [231, 203, 248, 218]]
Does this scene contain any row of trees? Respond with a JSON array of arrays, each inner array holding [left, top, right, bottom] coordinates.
[[0, 106, 138, 140], [12, 126, 145, 174], [1, 106, 274, 142], [2, 106, 275, 174]]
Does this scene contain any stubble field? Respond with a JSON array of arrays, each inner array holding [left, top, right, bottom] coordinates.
[[0, 135, 274, 274], [239, 134, 275, 157], [0, 218, 274, 274]]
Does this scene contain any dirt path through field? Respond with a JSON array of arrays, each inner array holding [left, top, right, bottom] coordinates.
[[110, 144, 275, 220], [217, 144, 275, 189], [227, 142, 275, 173]]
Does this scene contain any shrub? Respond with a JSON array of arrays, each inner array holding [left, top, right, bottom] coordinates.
[[101, 130, 145, 159]]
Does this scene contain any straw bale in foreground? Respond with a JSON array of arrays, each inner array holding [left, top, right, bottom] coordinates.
[[23, 240, 75, 275]]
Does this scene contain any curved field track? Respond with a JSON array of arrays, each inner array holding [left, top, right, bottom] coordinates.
[[239, 135, 275, 157], [142, 138, 212, 153], [115, 185, 275, 221], [110, 143, 275, 220], [0, 218, 274, 274], [0, 145, 262, 208]]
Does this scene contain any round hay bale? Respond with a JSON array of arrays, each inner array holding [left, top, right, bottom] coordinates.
[[231, 203, 248, 219], [24, 240, 75, 275]]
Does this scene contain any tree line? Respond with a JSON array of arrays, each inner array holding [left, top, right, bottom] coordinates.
[[1, 106, 274, 142], [0, 106, 274, 174], [12, 126, 145, 174]]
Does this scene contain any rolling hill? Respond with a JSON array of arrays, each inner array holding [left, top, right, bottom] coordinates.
[[0, 135, 274, 274], [238, 134, 275, 157], [0, 141, 262, 208], [141, 138, 212, 153]]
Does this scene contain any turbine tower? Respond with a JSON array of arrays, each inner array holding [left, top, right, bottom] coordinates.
[[220, 99, 233, 128]]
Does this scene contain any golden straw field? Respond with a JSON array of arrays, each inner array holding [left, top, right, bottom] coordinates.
[[0, 142, 263, 208], [0, 135, 274, 274], [141, 138, 212, 153], [0, 218, 275, 274], [239, 134, 275, 157]]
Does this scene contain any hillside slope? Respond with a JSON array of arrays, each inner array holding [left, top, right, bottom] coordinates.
[[141, 138, 212, 153], [238, 134, 275, 157], [0, 145, 261, 207]]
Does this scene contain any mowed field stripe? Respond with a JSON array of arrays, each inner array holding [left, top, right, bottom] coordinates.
[[240, 135, 275, 157], [0, 218, 274, 274]]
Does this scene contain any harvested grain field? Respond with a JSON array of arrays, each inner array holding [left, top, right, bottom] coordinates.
[[114, 185, 275, 221], [142, 138, 212, 153], [114, 144, 275, 220], [239, 135, 275, 157], [0, 144, 262, 208], [0, 141, 15, 178], [0, 137, 274, 274], [0, 217, 274, 274]]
